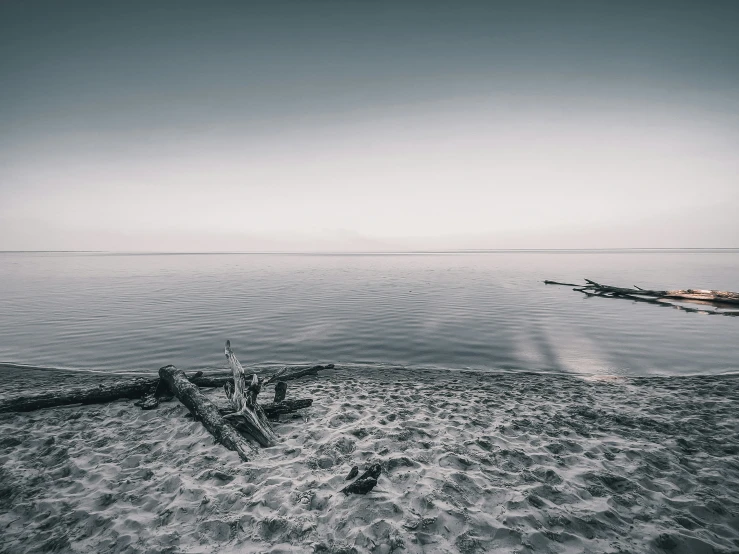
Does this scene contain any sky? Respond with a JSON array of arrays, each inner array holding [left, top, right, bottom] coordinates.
[[1, 0, 738, 251]]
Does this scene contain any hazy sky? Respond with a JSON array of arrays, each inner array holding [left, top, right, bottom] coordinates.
[[1, 0, 738, 251]]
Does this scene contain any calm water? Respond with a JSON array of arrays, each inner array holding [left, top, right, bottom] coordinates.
[[1, 251, 738, 377]]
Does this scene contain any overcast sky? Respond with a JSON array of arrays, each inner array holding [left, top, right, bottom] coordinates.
[[1, 0, 738, 251]]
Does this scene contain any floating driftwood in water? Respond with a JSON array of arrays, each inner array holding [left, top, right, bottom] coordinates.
[[159, 364, 256, 461], [545, 278, 739, 316]]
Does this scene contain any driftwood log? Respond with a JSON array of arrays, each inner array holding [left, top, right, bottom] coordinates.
[[263, 363, 334, 384], [0, 373, 236, 414], [1, 342, 327, 465], [159, 364, 256, 461], [0, 364, 331, 414], [0, 378, 159, 414], [546, 279, 739, 316]]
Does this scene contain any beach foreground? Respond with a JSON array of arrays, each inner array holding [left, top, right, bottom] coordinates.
[[1, 366, 738, 553]]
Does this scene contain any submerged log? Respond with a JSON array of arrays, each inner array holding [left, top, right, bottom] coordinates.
[[159, 364, 255, 461]]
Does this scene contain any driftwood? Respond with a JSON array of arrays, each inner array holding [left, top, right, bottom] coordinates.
[[159, 364, 256, 461], [546, 278, 739, 316], [262, 364, 334, 385], [222, 341, 278, 447], [0, 372, 237, 414], [274, 382, 287, 403], [192, 362, 333, 391], [0, 378, 159, 414], [0, 363, 330, 414], [219, 398, 313, 419]]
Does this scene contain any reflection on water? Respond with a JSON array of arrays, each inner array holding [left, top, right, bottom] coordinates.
[[0, 251, 738, 376]]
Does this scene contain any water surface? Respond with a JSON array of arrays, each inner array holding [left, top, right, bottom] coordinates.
[[1, 251, 737, 376]]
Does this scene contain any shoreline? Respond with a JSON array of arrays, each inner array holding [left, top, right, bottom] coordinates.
[[1, 368, 738, 553]]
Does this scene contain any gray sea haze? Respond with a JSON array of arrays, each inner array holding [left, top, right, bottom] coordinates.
[[1, 250, 738, 377]]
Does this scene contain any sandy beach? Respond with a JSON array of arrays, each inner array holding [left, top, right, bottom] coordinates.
[[1, 366, 738, 553]]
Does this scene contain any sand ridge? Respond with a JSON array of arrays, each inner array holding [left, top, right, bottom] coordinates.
[[1, 367, 738, 553]]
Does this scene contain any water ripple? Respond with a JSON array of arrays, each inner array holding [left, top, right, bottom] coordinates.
[[1, 252, 738, 375]]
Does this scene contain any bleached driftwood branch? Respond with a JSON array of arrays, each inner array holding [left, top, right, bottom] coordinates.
[[222, 341, 279, 447]]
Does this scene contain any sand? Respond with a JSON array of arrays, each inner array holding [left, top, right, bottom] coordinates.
[[1, 366, 738, 553]]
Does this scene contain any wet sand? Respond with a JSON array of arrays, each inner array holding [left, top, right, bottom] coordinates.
[[1, 366, 738, 553]]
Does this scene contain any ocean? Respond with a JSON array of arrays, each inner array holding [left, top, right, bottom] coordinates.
[[1, 250, 738, 376]]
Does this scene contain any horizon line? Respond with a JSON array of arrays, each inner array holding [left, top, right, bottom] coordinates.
[[2, 247, 738, 255]]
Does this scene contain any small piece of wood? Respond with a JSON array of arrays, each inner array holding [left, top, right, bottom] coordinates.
[[543, 280, 581, 287], [341, 477, 378, 495], [357, 463, 382, 481], [274, 382, 287, 403], [159, 364, 255, 461], [134, 395, 160, 410], [341, 463, 382, 495]]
